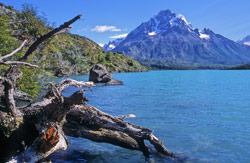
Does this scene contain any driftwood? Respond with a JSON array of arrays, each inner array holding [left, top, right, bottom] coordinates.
[[0, 14, 175, 162], [64, 104, 175, 158]]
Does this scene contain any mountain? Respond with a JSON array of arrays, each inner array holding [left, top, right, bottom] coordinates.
[[106, 10, 250, 69], [238, 35, 250, 46], [103, 38, 125, 51], [0, 3, 147, 77]]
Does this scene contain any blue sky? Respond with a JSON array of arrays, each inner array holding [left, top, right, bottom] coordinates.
[[2, 0, 250, 46]]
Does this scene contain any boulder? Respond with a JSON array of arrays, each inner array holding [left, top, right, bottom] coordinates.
[[89, 64, 123, 85], [89, 64, 113, 83]]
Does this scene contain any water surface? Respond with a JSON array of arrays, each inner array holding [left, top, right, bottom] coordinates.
[[51, 70, 250, 162]]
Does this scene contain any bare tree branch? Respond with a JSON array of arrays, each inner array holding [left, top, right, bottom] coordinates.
[[4, 14, 82, 78], [0, 77, 21, 116], [53, 26, 72, 36], [64, 104, 175, 158], [0, 40, 27, 61], [0, 61, 39, 68], [56, 78, 95, 92], [20, 15, 82, 62], [117, 114, 136, 119]]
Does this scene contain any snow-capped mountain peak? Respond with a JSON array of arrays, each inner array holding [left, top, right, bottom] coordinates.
[[103, 9, 250, 69], [176, 14, 189, 24], [103, 38, 125, 51], [149, 10, 193, 33], [104, 9, 198, 51], [238, 35, 250, 46]]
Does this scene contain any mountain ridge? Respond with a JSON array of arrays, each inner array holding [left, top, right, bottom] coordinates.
[[105, 9, 250, 69]]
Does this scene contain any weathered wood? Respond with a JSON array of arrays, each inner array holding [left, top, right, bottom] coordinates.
[[14, 90, 32, 102], [9, 124, 67, 163], [1, 79, 92, 162], [0, 40, 27, 61], [63, 104, 175, 158], [19, 14, 82, 62], [0, 77, 21, 116], [117, 114, 136, 119], [4, 14, 82, 79], [0, 61, 39, 68], [56, 78, 94, 92], [0, 14, 86, 162]]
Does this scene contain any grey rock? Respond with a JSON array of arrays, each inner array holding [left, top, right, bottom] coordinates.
[[89, 64, 113, 83], [89, 64, 123, 85], [106, 79, 123, 86]]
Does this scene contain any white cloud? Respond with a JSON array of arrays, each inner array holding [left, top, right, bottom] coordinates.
[[91, 25, 121, 32], [109, 33, 128, 39], [98, 43, 104, 47]]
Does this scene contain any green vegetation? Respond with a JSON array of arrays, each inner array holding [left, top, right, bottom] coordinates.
[[0, 14, 43, 98], [0, 3, 147, 97], [0, 15, 17, 56]]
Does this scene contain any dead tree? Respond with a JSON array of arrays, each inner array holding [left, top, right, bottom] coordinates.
[[0, 14, 175, 162]]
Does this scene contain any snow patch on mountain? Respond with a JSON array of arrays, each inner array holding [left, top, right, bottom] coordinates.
[[107, 44, 116, 50], [244, 42, 250, 46], [176, 14, 189, 24], [199, 31, 210, 40], [148, 31, 157, 36], [169, 14, 194, 32], [103, 38, 125, 51]]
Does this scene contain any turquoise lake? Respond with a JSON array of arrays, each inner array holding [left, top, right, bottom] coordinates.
[[51, 70, 250, 163]]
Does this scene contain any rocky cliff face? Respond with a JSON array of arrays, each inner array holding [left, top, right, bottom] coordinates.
[[106, 9, 250, 69]]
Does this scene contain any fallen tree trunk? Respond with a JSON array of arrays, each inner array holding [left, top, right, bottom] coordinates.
[[64, 104, 175, 158], [0, 79, 94, 162], [0, 14, 176, 162], [2, 78, 175, 162]]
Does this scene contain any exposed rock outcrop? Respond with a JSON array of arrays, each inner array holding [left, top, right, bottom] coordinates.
[[89, 64, 112, 83], [89, 64, 123, 85], [106, 79, 123, 86]]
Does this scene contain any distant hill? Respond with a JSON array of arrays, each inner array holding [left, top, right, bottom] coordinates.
[[0, 3, 147, 77], [105, 10, 250, 69], [227, 63, 250, 70]]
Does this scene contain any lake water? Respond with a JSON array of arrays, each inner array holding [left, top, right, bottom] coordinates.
[[51, 70, 250, 163]]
